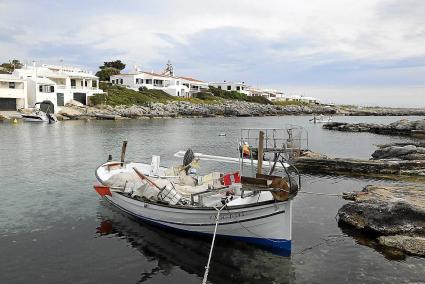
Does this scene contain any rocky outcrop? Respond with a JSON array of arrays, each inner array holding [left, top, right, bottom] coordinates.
[[293, 156, 425, 176], [372, 142, 425, 161], [323, 119, 425, 138], [337, 107, 425, 116], [378, 235, 425, 256], [338, 185, 425, 256], [58, 100, 338, 120]]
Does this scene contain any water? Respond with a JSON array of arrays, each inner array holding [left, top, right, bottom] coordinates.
[[0, 116, 424, 283]]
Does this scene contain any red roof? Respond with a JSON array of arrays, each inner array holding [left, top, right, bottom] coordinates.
[[178, 76, 204, 83]]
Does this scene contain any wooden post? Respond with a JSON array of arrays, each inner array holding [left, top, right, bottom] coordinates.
[[120, 141, 128, 164], [257, 131, 264, 174]]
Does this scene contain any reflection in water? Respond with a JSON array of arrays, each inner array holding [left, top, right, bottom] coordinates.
[[338, 222, 407, 261], [96, 202, 295, 283]]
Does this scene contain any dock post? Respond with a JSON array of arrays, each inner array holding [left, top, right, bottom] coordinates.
[[258, 131, 264, 175], [120, 141, 128, 165]]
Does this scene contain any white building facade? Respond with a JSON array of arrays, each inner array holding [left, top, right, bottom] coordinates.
[[0, 74, 27, 110], [110, 68, 208, 98], [208, 82, 250, 95], [13, 64, 103, 113]]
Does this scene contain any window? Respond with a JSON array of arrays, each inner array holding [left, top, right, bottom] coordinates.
[[136, 78, 139, 84], [227, 85, 231, 91], [8, 82, 15, 89], [140, 79, 143, 84], [236, 86, 241, 91], [57, 93, 64, 106], [242, 87, 245, 90], [145, 79, 152, 84], [84, 80, 88, 87], [177, 91, 180, 96], [39, 85, 54, 93], [80, 81, 83, 87], [71, 79, 76, 87], [120, 79, 123, 84]]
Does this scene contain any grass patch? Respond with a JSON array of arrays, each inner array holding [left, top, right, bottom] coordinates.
[[91, 83, 177, 106], [273, 100, 310, 107]]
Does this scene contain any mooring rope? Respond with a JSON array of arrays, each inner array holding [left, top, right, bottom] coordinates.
[[298, 191, 343, 197], [202, 204, 226, 284]]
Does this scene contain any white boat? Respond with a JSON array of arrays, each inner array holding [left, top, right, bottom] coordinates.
[[21, 101, 57, 123], [94, 128, 305, 253], [310, 115, 333, 124]]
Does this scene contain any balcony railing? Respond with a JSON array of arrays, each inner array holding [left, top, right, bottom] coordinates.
[[70, 86, 99, 90]]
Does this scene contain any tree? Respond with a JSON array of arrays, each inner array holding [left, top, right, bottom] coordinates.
[[95, 67, 121, 81], [100, 60, 126, 71], [0, 59, 23, 73], [96, 60, 126, 81]]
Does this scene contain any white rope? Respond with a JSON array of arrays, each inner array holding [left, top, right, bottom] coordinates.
[[202, 204, 226, 284], [299, 191, 343, 197]]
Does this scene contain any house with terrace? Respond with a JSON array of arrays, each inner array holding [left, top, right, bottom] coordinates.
[[0, 74, 27, 111], [13, 64, 103, 113], [208, 81, 251, 96], [110, 64, 208, 98]]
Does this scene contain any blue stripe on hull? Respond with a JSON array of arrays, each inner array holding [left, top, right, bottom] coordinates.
[[106, 197, 292, 256]]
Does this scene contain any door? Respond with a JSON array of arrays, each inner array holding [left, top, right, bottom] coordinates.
[[0, 98, 16, 110], [57, 93, 64, 106], [73, 93, 87, 105]]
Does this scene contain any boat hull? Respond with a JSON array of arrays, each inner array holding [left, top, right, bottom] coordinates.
[[22, 115, 48, 122], [104, 192, 292, 252]]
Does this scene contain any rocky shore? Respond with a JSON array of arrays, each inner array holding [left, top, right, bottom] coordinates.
[[294, 142, 425, 177], [338, 185, 425, 256], [323, 119, 425, 138], [56, 100, 337, 120]]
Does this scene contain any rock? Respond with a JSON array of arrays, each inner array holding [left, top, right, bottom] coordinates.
[[65, 100, 85, 107], [58, 106, 85, 118], [339, 185, 425, 235], [378, 235, 425, 256], [324, 119, 425, 138]]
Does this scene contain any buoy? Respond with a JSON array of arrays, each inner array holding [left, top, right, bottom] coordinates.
[[13, 119, 18, 124]]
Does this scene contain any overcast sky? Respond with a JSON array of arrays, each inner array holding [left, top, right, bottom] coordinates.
[[1, 0, 424, 107]]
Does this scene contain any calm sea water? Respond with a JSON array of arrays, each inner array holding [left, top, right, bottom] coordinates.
[[1, 115, 424, 283]]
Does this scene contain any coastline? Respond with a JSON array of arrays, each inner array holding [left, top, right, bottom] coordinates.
[[55, 101, 425, 120]]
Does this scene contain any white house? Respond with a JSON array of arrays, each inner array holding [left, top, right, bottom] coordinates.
[[110, 64, 208, 98], [0, 74, 27, 110], [13, 64, 103, 113], [247, 87, 287, 101], [208, 81, 250, 95]]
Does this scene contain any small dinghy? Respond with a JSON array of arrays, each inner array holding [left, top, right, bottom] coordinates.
[[94, 128, 306, 253], [22, 101, 57, 123], [310, 115, 333, 124]]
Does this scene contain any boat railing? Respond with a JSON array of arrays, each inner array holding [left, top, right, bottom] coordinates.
[[239, 126, 308, 157]]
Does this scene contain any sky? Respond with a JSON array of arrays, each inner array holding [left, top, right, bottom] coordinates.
[[0, 0, 424, 107]]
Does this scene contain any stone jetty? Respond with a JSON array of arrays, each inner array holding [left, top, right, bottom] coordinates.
[[294, 142, 425, 177], [338, 185, 425, 256], [293, 155, 425, 177], [323, 119, 425, 138]]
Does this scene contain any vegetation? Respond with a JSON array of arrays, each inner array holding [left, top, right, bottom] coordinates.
[[207, 86, 273, 105], [95, 60, 126, 81], [273, 100, 309, 107], [91, 83, 177, 106], [101, 60, 126, 71], [0, 59, 23, 73], [92, 81, 313, 108]]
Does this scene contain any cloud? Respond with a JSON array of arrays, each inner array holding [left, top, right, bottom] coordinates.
[[0, 0, 424, 106]]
